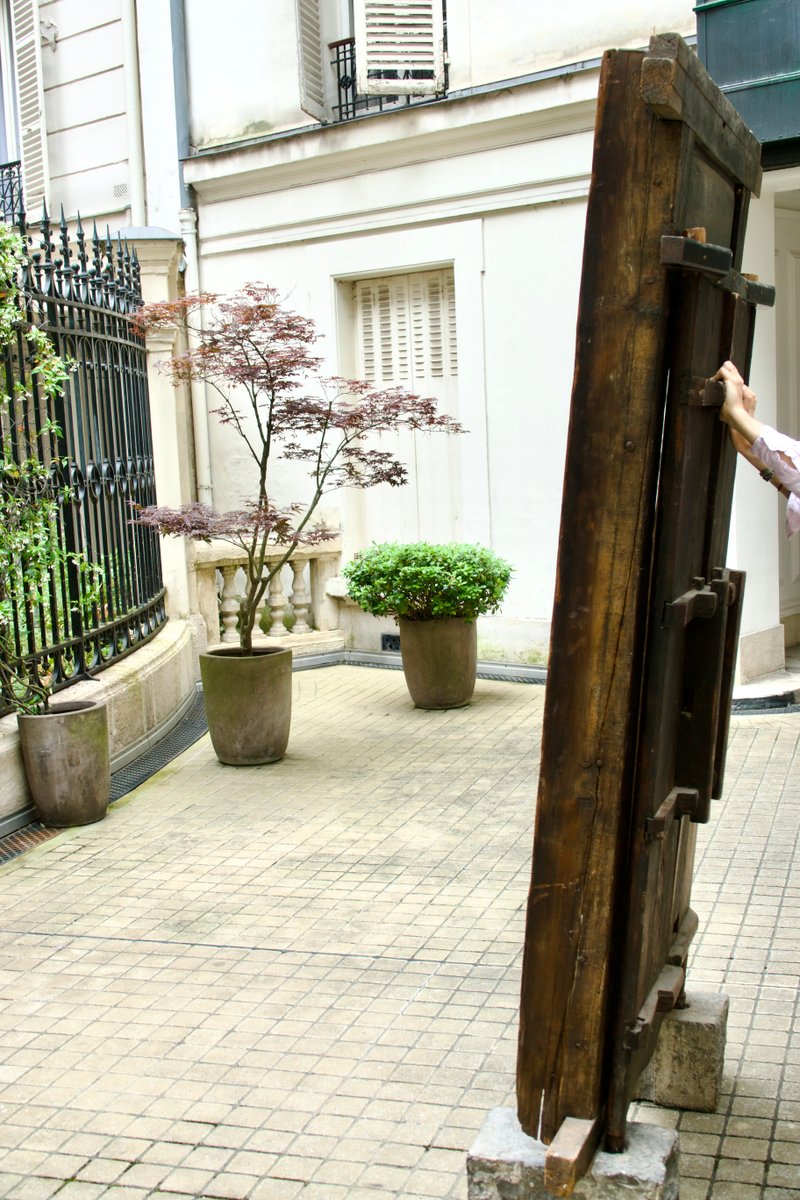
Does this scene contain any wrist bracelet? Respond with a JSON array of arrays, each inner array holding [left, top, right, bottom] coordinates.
[[760, 467, 775, 482]]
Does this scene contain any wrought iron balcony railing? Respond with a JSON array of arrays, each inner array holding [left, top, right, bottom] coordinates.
[[329, 38, 437, 121], [0, 161, 22, 223]]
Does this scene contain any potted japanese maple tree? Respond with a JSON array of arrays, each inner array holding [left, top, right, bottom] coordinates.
[[135, 285, 462, 765]]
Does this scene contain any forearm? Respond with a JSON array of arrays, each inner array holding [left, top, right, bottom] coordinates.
[[721, 404, 764, 448]]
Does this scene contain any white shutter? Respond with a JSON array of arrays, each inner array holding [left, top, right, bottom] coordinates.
[[296, 0, 326, 122], [353, 268, 460, 545], [356, 275, 411, 384], [11, 0, 48, 215], [354, 0, 444, 96], [355, 269, 457, 386], [445, 270, 457, 377]]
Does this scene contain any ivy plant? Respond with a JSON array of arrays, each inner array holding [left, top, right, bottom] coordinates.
[[0, 223, 103, 714]]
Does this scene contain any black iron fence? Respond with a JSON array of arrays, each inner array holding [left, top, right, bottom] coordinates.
[[0, 209, 165, 715]]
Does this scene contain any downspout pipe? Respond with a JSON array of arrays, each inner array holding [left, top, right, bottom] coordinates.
[[121, 0, 146, 226], [170, 0, 192, 210], [170, 0, 213, 507]]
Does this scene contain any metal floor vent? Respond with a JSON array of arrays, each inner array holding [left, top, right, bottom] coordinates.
[[731, 694, 800, 714], [0, 822, 56, 865], [109, 688, 209, 802]]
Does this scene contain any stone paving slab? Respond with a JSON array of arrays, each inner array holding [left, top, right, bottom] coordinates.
[[0, 664, 797, 1199]]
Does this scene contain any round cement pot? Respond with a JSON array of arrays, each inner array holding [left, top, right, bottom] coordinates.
[[17, 700, 110, 827], [200, 645, 292, 765], [398, 617, 478, 709]]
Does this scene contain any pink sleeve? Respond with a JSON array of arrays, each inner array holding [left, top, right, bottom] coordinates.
[[752, 427, 800, 537]]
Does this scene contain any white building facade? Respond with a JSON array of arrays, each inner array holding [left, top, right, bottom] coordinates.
[[2, 0, 796, 679]]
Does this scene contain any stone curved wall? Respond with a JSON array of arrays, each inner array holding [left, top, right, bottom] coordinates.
[[0, 620, 200, 836]]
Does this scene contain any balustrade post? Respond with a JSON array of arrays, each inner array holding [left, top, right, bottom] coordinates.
[[267, 571, 290, 637], [219, 566, 241, 643], [290, 559, 312, 634], [254, 591, 268, 639], [194, 560, 221, 650]]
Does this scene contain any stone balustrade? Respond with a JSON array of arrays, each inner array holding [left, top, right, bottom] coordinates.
[[192, 540, 344, 652]]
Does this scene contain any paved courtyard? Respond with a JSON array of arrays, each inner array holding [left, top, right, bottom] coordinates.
[[0, 663, 797, 1199]]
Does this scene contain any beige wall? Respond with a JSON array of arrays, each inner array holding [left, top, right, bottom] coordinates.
[[39, 0, 130, 223]]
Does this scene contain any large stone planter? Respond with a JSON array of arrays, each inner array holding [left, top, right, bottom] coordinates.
[[17, 700, 110, 827], [200, 645, 292, 765], [398, 617, 478, 709]]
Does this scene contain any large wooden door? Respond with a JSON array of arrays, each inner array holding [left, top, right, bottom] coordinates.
[[516, 33, 774, 1186]]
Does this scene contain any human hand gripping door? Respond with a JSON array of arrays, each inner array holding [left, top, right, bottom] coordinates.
[[714, 359, 800, 536]]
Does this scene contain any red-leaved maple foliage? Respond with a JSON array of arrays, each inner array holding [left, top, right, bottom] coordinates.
[[134, 285, 463, 654]]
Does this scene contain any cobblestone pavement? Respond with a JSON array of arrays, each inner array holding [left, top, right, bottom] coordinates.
[[0, 664, 797, 1199]]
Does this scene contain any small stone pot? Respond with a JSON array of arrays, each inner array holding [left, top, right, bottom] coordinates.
[[200, 645, 292, 765], [17, 700, 110, 827], [398, 617, 478, 709]]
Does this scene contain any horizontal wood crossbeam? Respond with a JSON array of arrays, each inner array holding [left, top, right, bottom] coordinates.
[[641, 31, 762, 195], [661, 235, 776, 306]]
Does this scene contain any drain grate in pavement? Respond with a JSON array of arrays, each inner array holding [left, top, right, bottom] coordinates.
[[109, 688, 208, 802], [0, 822, 59, 864], [732, 694, 800, 714]]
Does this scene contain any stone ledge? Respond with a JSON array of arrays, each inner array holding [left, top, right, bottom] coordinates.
[[209, 630, 346, 658]]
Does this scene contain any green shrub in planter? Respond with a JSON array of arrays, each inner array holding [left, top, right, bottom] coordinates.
[[344, 542, 513, 709], [342, 541, 512, 622]]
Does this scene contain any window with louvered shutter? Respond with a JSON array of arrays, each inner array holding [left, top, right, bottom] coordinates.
[[353, 0, 445, 96], [296, 0, 326, 122], [10, 0, 48, 215], [355, 269, 457, 387], [352, 266, 460, 543]]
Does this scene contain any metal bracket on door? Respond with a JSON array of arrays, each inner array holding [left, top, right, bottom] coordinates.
[[661, 234, 776, 307], [663, 577, 718, 628], [652, 569, 739, 838], [645, 786, 701, 841]]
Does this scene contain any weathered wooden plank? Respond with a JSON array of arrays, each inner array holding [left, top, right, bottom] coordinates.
[[606, 261, 740, 1144], [713, 570, 745, 799], [674, 570, 736, 813], [544, 1118, 602, 1198], [518, 31, 766, 1165], [661, 234, 732, 276], [517, 47, 684, 1142], [641, 32, 762, 197], [666, 907, 699, 966], [656, 963, 686, 1011]]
